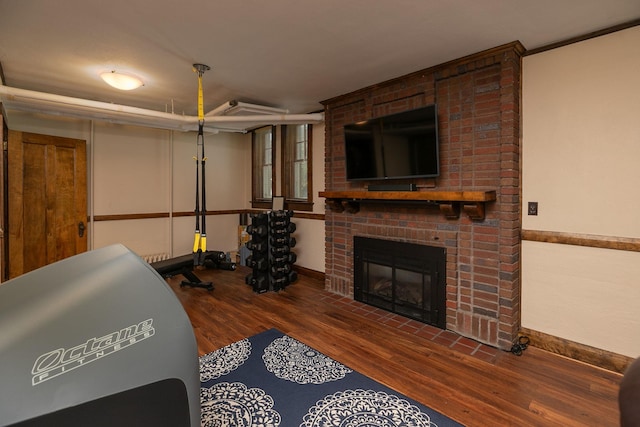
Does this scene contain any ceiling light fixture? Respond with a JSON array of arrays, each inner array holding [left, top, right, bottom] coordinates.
[[100, 71, 143, 90]]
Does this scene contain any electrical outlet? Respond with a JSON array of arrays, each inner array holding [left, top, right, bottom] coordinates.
[[528, 202, 538, 216]]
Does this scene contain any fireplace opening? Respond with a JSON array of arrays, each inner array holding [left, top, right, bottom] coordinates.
[[354, 237, 446, 329]]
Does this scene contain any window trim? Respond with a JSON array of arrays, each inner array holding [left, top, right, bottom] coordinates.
[[251, 125, 276, 209], [281, 124, 313, 211]]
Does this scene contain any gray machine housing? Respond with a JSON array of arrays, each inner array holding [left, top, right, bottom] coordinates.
[[0, 244, 200, 426]]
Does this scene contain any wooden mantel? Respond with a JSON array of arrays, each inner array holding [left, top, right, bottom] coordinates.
[[319, 190, 497, 220]]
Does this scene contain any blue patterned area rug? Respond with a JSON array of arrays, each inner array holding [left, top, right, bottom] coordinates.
[[199, 328, 462, 426]]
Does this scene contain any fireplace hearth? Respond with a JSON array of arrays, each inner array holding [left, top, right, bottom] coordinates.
[[354, 237, 446, 329]]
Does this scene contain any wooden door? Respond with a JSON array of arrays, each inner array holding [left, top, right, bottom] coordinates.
[[8, 131, 87, 279]]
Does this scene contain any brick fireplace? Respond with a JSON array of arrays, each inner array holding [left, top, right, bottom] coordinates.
[[321, 42, 524, 350]]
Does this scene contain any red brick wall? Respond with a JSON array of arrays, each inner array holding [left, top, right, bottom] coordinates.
[[321, 42, 524, 350]]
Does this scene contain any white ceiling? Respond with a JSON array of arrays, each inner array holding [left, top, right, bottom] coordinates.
[[1, 0, 639, 126]]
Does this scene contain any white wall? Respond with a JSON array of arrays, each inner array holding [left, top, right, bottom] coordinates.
[[293, 123, 326, 272], [7, 113, 248, 258], [522, 26, 640, 357], [93, 123, 171, 215], [6, 111, 326, 272]]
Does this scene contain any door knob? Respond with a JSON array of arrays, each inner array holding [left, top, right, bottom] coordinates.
[[78, 221, 85, 238]]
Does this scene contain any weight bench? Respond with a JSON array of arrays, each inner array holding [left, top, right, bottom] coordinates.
[[150, 251, 230, 291]]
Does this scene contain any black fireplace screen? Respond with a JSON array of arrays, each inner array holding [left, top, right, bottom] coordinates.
[[354, 237, 446, 329]]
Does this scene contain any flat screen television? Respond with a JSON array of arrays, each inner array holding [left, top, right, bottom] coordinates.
[[344, 104, 439, 181]]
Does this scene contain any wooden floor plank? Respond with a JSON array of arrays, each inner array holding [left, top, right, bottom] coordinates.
[[166, 266, 622, 426]]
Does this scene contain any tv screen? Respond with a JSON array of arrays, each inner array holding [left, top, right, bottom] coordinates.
[[345, 105, 439, 181]]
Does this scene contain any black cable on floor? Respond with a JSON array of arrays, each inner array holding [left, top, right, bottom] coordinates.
[[510, 335, 530, 356]]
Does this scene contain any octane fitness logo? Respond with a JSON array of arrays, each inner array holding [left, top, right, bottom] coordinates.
[[31, 319, 155, 386]]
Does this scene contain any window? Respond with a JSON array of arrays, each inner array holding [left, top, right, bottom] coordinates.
[[251, 126, 275, 208], [282, 124, 313, 211]]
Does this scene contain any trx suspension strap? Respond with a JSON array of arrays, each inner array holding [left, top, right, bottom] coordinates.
[[192, 63, 210, 267]]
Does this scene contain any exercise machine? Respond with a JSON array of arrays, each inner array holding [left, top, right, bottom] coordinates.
[[0, 244, 200, 426], [191, 63, 210, 269], [177, 63, 239, 290]]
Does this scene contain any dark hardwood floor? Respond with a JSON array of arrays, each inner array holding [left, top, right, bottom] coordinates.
[[166, 266, 622, 426]]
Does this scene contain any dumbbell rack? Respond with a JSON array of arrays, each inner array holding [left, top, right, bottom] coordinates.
[[245, 210, 298, 292]]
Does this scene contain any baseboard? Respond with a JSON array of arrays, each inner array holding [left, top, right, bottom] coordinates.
[[292, 265, 325, 282], [520, 327, 633, 373]]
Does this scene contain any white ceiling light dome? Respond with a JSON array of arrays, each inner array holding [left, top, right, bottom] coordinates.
[[100, 70, 144, 90]]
